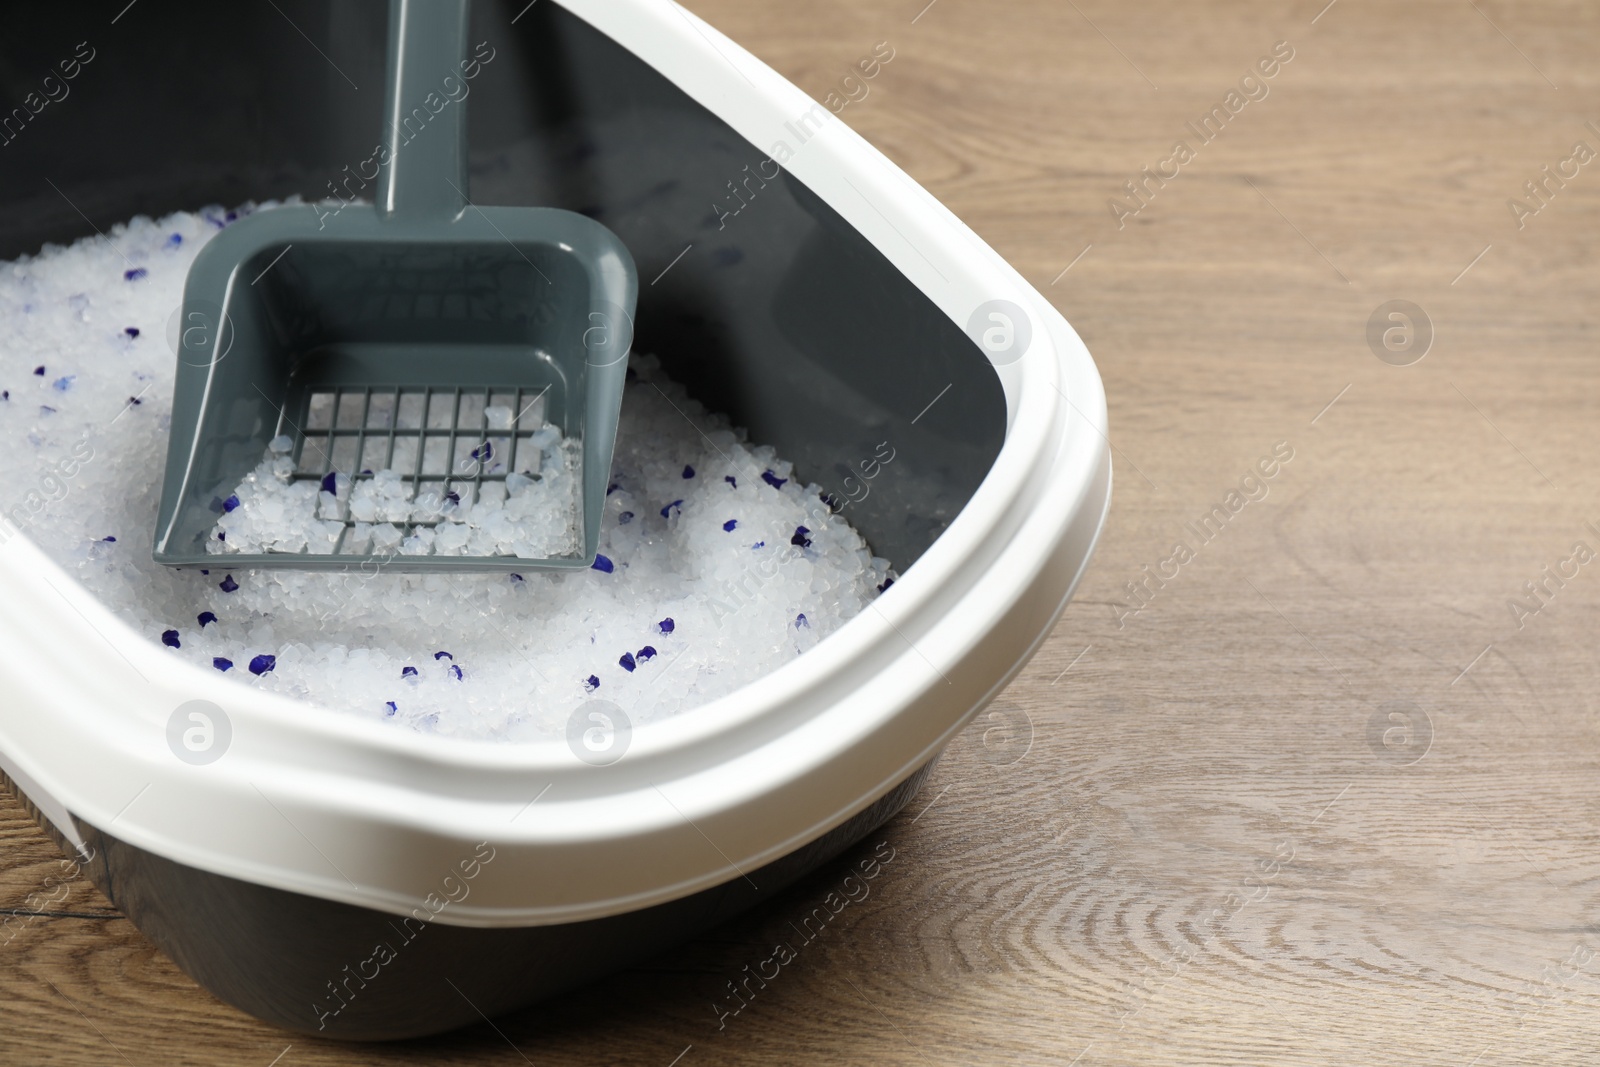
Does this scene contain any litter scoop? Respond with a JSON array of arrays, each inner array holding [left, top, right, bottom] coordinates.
[[152, 0, 637, 572]]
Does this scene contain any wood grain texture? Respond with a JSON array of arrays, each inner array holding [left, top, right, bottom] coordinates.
[[5, 0, 1600, 1063]]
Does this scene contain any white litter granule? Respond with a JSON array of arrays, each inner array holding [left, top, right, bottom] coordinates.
[[0, 204, 895, 740]]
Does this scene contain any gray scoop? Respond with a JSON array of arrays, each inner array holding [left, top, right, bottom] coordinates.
[[152, 0, 637, 572]]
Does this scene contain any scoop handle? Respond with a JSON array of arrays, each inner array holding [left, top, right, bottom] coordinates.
[[378, 0, 471, 221]]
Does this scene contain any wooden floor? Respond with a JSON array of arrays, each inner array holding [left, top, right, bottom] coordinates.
[[6, 1, 1600, 1063]]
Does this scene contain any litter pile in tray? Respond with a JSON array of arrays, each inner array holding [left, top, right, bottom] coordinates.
[[211, 390, 584, 560], [0, 203, 895, 740]]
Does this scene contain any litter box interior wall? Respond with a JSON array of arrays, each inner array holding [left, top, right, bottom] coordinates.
[[0, 0, 1007, 568]]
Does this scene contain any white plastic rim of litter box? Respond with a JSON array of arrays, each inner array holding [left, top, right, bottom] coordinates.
[[0, 0, 1112, 927]]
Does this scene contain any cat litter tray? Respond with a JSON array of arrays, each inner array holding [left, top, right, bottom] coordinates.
[[0, 0, 1111, 1041]]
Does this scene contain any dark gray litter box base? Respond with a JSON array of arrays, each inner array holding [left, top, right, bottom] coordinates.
[[57, 759, 934, 1041]]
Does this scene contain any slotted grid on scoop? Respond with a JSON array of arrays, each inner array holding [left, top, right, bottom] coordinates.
[[275, 384, 553, 556]]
